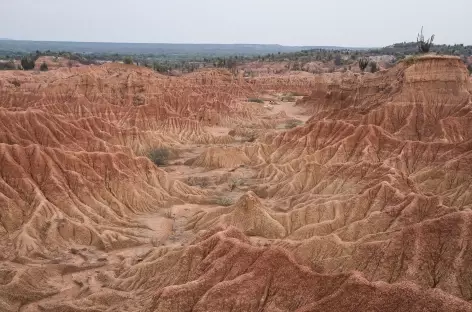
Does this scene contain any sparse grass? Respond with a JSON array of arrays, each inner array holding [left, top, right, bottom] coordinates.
[[216, 197, 233, 206], [229, 178, 243, 191], [148, 148, 170, 166], [248, 98, 264, 104], [281, 95, 296, 102], [402, 55, 419, 66], [186, 176, 210, 188], [285, 119, 303, 129]]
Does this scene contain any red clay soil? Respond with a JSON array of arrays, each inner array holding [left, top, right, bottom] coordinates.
[[1, 56, 472, 311]]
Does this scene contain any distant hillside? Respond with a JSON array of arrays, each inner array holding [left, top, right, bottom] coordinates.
[[370, 42, 472, 57], [0, 40, 355, 56]]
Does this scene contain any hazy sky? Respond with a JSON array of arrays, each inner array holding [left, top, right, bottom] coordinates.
[[2, 0, 470, 46]]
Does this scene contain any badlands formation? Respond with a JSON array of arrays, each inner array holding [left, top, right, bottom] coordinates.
[[0, 56, 472, 311]]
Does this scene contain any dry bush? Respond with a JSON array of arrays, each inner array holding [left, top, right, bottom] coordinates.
[[216, 197, 233, 206], [186, 176, 210, 188], [285, 119, 303, 129], [281, 95, 296, 102], [148, 148, 170, 166], [229, 178, 243, 191]]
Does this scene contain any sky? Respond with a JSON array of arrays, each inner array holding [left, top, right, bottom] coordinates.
[[1, 0, 470, 47]]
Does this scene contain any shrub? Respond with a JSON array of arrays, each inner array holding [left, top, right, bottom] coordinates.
[[403, 55, 419, 66], [21, 57, 35, 70], [417, 26, 434, 53], [216, 197, 233, 206], [358, 57, 369, 72], [40, 62, 48, 71], [186, 176, 210, 188], [334, 54, 342, 66], [468, 64, 472, 75], [153, 62, 171, 73], [369, 61, 378, 73], [285, 119, 303, 129], [248, 98, 264, 104], [281, 95, 296, 102], [148, 148, 170, 166], [229, 178, 243, 191], [123, 56, 133, 65]]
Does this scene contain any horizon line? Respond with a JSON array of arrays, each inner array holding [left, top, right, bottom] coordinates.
[[0, 38, 375, 49]]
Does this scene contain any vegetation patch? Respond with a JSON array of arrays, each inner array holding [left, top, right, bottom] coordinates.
[[281, 95, 296, 102], [123, 56, 133, 65], [285, 119, 303, 129], [186, 176, 211, 188], [229, 178, 244, 191], [40, 62, 48, 71], [247, 98, 264, 104], [215, 197, 233, 206], [21, 56, 36, 70], [148, 148, 170, 166], [402, 55, 419, 66]]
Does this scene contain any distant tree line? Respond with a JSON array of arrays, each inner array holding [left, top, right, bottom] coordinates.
[[1, 28, 471, 74]]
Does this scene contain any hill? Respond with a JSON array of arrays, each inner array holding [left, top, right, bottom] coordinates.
[[0, 39, 352, 56]]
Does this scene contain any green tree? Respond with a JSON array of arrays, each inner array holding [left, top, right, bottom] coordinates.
[[153, 61, 170, 73], [123, 56, 133, 65], [21, 57, 35, 70]]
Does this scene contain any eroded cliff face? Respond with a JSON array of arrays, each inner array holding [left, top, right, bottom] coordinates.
[[301, 56, 472, 142], [193, 56, 472, 303], [239, 56, 472, 300], [1, 58, 472, 312]]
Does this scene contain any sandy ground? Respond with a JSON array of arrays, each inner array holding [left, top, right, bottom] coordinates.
[[131, 97, 308, 248]]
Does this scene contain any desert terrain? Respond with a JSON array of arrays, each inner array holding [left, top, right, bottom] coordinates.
[[1, 54, 472, 312]]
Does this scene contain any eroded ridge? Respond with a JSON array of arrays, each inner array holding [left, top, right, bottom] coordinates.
[[1, 56, 472, 311]]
